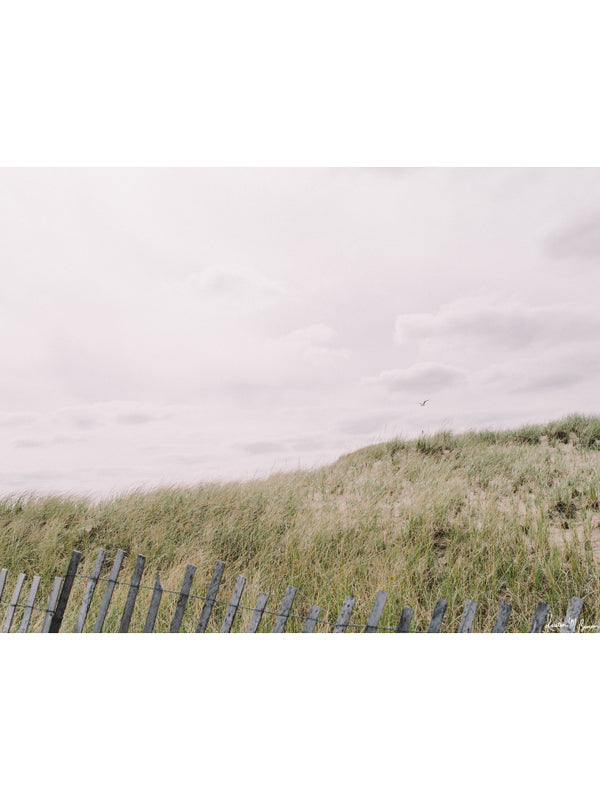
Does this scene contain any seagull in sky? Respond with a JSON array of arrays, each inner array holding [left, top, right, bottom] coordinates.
[[417, 399, 430, 406]]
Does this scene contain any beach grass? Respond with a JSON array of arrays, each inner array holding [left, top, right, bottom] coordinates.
[[2, 414, 600, 632]]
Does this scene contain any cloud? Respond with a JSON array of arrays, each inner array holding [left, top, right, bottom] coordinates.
[[181, 267, 286, 310], [0, 412, 39, 428], [366, 362, 466, 393], [12, 437, 45, 448], [395, 297, 600, 352], [337, 412, 399, 435], [480, 345, 600, 394], [272, 324, 350, 367], [545, 215, 600, 262], [241, 440, 287, 455], [114, 412, 163, 426]]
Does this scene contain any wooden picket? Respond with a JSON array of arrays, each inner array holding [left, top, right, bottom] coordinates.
[[170, 564, 196, 633], [41, 577, 63, 633], [220, 575, 246, 633], [427, 599, 448, 633], [332, 596, 355, 632], [364, 590, 388, 633], [143, 572, 164, 633], [2, 573, 26, 633], [396, 606, 414, 632], [2, 547, 600, 634], [302, 605, 321, 633], [75, 549, 106, 632], [18, 576, 41, 633], [272, 585, 297, 633], [562, 597, 584, 633], [49, 551, 81, 633], [529, 601, 550, 633], [246, 592, 269, 633], [0, 568, 8, 604], [457, 599, 478, 633], [195, 560, 225, 633], [93, 549, 125, 633], [492, 602, 512, 633], [119, 554, 146, 633]]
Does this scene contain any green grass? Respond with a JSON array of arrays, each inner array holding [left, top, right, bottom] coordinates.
[[2, 414, 600, 632]]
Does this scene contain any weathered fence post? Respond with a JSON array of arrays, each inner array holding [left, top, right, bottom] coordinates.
[[195, 560, 226, 633], [457, 599, 478, 633], [49, 551, 82, 633], [492, 602, 512, 632], [302, 605, 321, 633], [561, 597, 584, 633], [364, 590, 388, 632], [143, 572, 163, 633], [396, 606, 414, 632], [246, 592, 269, 633], [41, 577, 63, 633], [333, 596, 355, 632], [170, 564, 197, 633], [427, 600, 448, 633], [119, 554, 146, 632], [529, 601, 550, 633], [74, 549, 107, 633], [2, 573, 26, 633], [272, 586, 297, 632], [93, 549, 125, 633], [18, 576, 41, 633], [0, 568, 8, 604], [220, 575, 246, 633]]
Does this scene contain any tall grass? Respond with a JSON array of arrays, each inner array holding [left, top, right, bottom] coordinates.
[[2, 415, 600, 632]]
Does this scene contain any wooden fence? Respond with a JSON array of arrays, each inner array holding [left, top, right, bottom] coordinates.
[[0, 547, 593, 633]]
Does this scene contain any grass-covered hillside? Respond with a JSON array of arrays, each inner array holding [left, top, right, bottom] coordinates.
[[3, 414, 600, 632]]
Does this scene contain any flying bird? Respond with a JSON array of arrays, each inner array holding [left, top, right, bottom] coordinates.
[[417, 399, 430, 406]]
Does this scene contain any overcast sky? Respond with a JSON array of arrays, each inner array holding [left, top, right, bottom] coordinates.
[[1, 167, 600, 499]]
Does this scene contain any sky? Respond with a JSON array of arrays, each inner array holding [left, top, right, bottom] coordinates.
[[2, 167, 600, 499]]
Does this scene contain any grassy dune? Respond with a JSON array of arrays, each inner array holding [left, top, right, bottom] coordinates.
[[3, 414, 600, 632]]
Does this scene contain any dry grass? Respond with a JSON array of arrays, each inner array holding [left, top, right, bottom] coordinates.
[[3, 414, 600, 632]]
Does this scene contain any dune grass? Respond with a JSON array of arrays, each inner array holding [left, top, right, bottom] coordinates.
[[2, 414, 600, 632]]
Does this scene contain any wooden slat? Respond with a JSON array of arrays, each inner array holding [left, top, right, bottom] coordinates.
[[492, 602, 512, 633], [18, 575, 41, 633], [333, 596, 355, 632], [93, 549, 125, 633], [302, 605, 321, 633], [272, 585, 297, 632], [74, 549, 107, 632], [0, 568, 8, 603], [220, 575, 246, 633], [195, 560, 226, 633], [41, 577, 62, 633], [246, 592, 269, 633], [396, 606, 414, 632], [2, 573, 26, 633], [457, 599, 478, 633], [169, 564, 197, 633], [119, 554, 146, 633], [364, 590, 388, 632], [49, 550, 82, 633], [561, 597, 584, 633], [529, 601, 550, 633], [427, 599, 448, 633], [143, 572, 163, 633]]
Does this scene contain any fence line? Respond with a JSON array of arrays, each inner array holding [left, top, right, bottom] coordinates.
[[0, 546, 593, 633]]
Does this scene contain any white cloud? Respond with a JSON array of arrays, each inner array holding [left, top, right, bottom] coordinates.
[[272, 324, 350, 367], [395, 297, 600, 352], [366, 362, 467, 393]]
